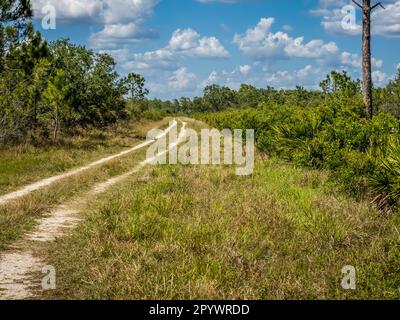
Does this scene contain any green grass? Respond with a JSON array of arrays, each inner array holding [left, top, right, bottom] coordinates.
[[44, 156, 400, 299]]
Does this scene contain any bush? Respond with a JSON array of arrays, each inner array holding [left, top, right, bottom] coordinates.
[[195, 77, 400, 205], [369, 138, 400, 208], [141, 109, 165, 121]]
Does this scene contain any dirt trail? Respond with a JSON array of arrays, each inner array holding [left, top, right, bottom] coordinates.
[[0, 122, 187, 300], [0, 120, 177, 206]]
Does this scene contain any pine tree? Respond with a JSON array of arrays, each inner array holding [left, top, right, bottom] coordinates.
[[0, 0, 33, 69], [125, 73, 149, 100], [352, 1, 385, 118]]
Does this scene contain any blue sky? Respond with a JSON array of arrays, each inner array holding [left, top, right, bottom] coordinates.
[[32, 0, 400, 99]]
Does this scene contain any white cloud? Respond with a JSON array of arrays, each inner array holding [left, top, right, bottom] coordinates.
[[207, 71, 218, 82], [374, 1, 400, 37], [169, 29, 229, 58], [33, 0, 104, 22], [168, 68, 197, 89], [114, 28, 229, 72], [239, 65, 252, 75], [233, 18, 339, 62], [90, 23, 158, 49], [200, 64, 324, 91], [233, 16, 385, 75], [33, 0, 160, 49], [101, 28, 228, 98], [373, 70, 390, 86], [340, 52, 383, 69], [264, 65, 322, 89], [120, 48, 177, 71], [102, 0, 158, 25], [310, 2, 361, 36], [33, 0, 159, 23], [143, 67, 202, 99]]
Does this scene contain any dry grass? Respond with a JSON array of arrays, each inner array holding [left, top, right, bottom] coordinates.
[[42, 119, 400, 300]]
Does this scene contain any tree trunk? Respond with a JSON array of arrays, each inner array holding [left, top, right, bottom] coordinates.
[[362, 0, 373, 118], [53, 107, 59, 142]]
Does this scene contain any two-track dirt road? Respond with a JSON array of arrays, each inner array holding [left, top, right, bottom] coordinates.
[[0, 121, 187, 300], [0, 120, 178, 206]]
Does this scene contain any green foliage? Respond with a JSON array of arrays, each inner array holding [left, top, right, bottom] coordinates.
[[141, 109, 165, 121], [124, 72, 149, 100], [237, 84, 262, 108], [152, 83, 326, 115], [0, 1, 137, 145], [202, 85, 238, 112], [1, 35, 130, 144], [50, 39, 128, 128], [0, 19, 49, 140], [124, 99, 166, 121], [376, 68, 400, 117], [196, 71, 400, 207], [369, 137, 400, 208], [0, 0, 33, 68], [42, 69, 70, 141]]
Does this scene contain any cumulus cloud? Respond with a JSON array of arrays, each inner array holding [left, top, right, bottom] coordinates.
[[168, 68, 197, 89], [233, 18, 339, 62], [263, 65, 322, 89], [33, 0, 160, 48], [144, 67, 201, 99], [340, 52, 383, 69], [102, 28, 229, 98], [89, 23, 158, 49], [33, 0, 104, 22], [114, 28, 229, 73], [168, 29, 229, 58], [233, 17, 385, 73], [33, 0, 158, 23]]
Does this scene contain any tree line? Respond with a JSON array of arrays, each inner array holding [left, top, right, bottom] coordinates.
[[0, 0, 149, 145], [147, 70, 400, 119]]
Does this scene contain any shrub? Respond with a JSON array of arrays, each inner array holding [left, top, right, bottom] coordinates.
[[196, 101, 400, 205], [141, 109, 165, 121], [369, 138, 400, 208]]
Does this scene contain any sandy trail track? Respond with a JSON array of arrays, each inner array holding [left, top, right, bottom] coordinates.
[[0, 120, 177, 206], [0, 122, 187, 300]]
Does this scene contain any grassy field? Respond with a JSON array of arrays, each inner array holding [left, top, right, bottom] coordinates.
[[0, 119, 172, 249], [43, 119, 400, 300]]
